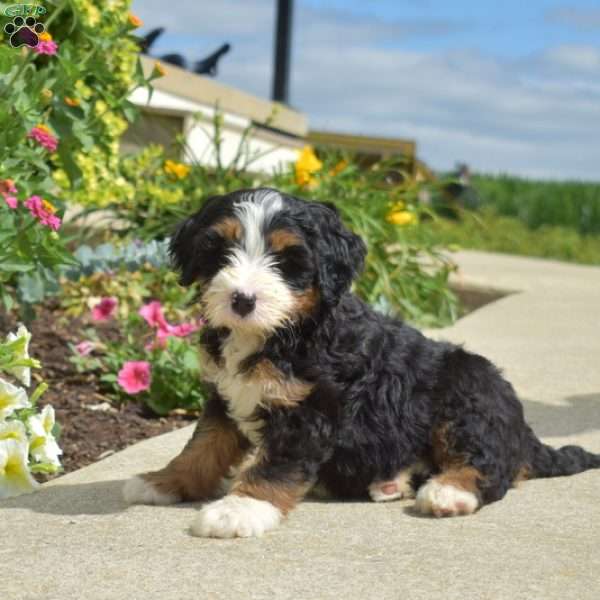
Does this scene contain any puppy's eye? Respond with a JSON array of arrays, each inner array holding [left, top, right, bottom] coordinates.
[[275, 245, 311, 278]]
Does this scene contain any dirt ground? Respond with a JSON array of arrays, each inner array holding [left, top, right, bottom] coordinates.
[[1, 301, 196, 475]]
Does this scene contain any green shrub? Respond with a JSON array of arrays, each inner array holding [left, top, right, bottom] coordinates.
[[0, 0, 155, 310]]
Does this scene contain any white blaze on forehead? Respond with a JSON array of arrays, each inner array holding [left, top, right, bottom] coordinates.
[[234, 189, 283, 258], [202, 189, 294, 332]]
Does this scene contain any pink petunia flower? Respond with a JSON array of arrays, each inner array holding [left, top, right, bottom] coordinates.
[[91, 297, 118, 322], [3, 195, 17, 209], [140, 300, 202, 349], [27, 125, 58, 152], [75, 341, 95, 356], [23, 195, 61, 230], [139, 301, 170, 330], [169, 322, 201, 337], [117, 361, 151, 395]]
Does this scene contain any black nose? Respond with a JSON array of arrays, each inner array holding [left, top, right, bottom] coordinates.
[[231, 292, 256, 317]]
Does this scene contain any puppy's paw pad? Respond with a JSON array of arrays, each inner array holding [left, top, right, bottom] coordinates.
[[191, 495, 281, 538], [369, 480, 405, 502], [369, 468, 416, 502], [122, 475, 180, 506], [415, 480, 478, 517]]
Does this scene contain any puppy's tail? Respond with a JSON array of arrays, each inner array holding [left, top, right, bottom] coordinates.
[[527, 430, 600, 478]]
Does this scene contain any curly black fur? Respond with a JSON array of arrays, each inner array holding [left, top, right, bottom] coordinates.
[[171, 188, 600, 511]]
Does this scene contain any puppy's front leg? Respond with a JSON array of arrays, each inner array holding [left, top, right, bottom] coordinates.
[[123, 392, 248, 505], [190, 448, 312, 538], [191, 407, 332, 538]]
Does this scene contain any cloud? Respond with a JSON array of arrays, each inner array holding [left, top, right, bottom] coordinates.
[[546, 7, 600, 31], [132, 0, 600, 180], [543, 45, 600, 73]]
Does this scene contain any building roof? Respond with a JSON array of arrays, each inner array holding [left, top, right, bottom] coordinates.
[[140, 56, 307, 138]]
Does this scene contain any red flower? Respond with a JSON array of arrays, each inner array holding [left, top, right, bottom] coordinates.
[[91, 297, 118, 322], [117, 361, 151, 395], [23, 195, 61, 230]]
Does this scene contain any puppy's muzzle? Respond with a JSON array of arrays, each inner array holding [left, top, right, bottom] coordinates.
[[231, 291, 256, 317]]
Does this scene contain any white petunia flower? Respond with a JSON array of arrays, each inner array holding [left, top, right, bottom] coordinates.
[[28, 405, 62, 467], [0, 420, 27, 444], [0, 438, 39, 499], [0, 378, 30, 420], [5, 325, 33, 386]]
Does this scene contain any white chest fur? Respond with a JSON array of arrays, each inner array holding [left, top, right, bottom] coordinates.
[[209, 331, 265, 444]]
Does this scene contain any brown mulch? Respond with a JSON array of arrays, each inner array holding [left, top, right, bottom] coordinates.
[[1, 301, 196, 475]]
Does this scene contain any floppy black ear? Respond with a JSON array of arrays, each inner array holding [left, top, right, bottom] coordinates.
[[307, 201, 367, 306], [169, 195, 227, 286]]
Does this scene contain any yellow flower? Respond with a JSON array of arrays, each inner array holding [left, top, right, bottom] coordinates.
[[35, 123, 51, 135], [38, 32, 52, 42], [94, 99, 108, 116], [42, 199, 57, 214], [74, 79, 92, 100], [164, 159, 190, 179], [64, 96, 80, 107], [153, 61, 166, 77], [386, 210, 417, 226], [329, 160, 348, 177], [0, 439, 39, 499], [128, 13, 143, 28], [295, 146, 322, 186]]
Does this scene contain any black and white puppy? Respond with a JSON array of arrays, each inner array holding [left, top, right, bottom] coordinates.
[[123, 187, 600, 537]]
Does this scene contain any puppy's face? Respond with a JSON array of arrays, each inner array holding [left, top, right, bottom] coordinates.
[[170, 188, 366, 335]]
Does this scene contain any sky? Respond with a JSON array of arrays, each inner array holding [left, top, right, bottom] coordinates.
[[132, 0, 600, 180]]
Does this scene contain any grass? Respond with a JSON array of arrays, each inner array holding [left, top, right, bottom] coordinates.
[[421, 208, 600, 266], [472, 174, 600, 235]]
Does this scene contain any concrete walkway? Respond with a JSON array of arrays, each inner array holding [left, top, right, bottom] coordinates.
[[3, 250, 600, 600]]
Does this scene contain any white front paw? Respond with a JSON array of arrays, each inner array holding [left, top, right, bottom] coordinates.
[[191, 495, 282, 538]]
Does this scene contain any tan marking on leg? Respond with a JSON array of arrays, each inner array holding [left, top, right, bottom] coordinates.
[[245, 359, 313, 408], [212, 217, 241, 241], [436, 466, 483, 494], [268, 229, 303, 252], [230, 447, 312, 516], [293, 286, 320, 317], [141, 417, 247, 501]]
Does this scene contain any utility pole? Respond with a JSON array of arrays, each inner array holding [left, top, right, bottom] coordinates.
[[272, 0, 294, 105]]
